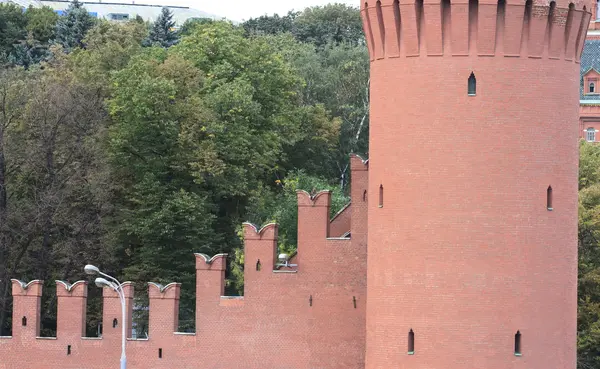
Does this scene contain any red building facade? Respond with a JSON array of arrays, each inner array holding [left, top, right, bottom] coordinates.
[[361, 0, 589, 368], [580, 33, 600, 142], [580, 4, 600, 141]]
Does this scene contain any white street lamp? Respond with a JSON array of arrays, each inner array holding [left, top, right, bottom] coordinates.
[[84, 265, 127, 369]]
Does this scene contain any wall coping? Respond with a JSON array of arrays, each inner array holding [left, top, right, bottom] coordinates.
[[330, 202, 351, 222]]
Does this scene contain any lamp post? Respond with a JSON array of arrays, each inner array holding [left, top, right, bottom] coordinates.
[[84, 264, 127, 369]]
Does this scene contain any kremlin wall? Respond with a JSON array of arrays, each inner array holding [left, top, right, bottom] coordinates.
[[0, 0, 595, 367], [0, 156, 368, 369]]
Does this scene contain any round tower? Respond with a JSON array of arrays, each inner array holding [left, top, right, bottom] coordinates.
[[362, 0, 591, 367]]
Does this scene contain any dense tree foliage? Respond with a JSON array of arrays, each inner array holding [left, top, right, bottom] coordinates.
[[242, 11, 298, 36], [579, 141, 600, 368], [53, 0, 96, 51], [243, 3, 364, 47], [0, 61, 111, 336], [0, 3, 27, 58], [0, 4, 59, 67]]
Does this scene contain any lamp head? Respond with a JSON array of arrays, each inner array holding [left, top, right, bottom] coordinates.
[[278, 254, 289, 263], [94, 277, 112, 289], [84, 264, 100, 276]]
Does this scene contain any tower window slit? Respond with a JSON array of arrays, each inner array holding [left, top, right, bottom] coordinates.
[[514, 330, 522, 356], [547, 186, 553, 211], [468, 72, 476, 95], [256, 259, 261, 271], [408, 329, 415, 354], [379, 185, 384, 208]]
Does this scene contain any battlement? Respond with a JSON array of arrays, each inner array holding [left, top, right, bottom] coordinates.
[[0, 155, 369, 369], [361, 0, 592, 61]]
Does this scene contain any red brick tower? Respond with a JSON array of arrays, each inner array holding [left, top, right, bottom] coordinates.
[[362, 0, 591, 368]]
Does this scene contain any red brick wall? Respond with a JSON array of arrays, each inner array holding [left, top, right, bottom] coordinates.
[[330, 203, 352, 237], [580, 104, 600, 141], [0, 157, 369, 369], [362, 0, 589, 368]]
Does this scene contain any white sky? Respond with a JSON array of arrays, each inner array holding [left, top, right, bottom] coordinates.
[[133, 0, 360, 22]]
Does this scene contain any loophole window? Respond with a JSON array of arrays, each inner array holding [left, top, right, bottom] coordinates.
[[514, 330, 522, 356], [468, 72, 476, 96], [408, 329, 415, 354]]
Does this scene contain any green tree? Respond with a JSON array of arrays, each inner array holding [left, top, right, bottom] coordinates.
[[242, 11, 298, 36], [170, 22, 304, 198], [0, 3, 27, 59], [265, 33, 369, 185], [146, 7, 178, 47], [0, 68, 28, 336], [578, 141, 600, 368], [8, 36, 48, 68], [108, 21, 342, 319], [0, 62, 112, 336], [54, 0, 96, 51], [26, 6, 59, 43], [67, 20, 147, 91], [108, 49, 220, 331], [242, 4, 364, 47], [179, 17, 214, 36], [293, 3, 364, 47], [1, 6, 58, 68]]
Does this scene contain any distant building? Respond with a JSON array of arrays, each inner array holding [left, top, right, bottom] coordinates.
[[581, 8, 600, 143], [0, 0, 222, 27]]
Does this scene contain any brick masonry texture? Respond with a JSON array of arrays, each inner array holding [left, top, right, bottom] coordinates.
[[362, 0, 591, 368], [0, 0, 594, 367]]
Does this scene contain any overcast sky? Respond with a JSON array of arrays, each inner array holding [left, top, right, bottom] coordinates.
[[135, 0, 360, 22]]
